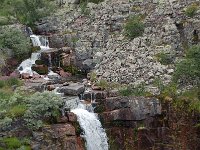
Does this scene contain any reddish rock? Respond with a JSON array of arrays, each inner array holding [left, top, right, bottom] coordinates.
[[67, 112, 77, 122], [10, 70, 20, 78], [57, 116, 69, 123], [21, 73, 31, 79], [50, 124, 76, 137], [57, 69, 72, 78], [47, 85, 55, 91]]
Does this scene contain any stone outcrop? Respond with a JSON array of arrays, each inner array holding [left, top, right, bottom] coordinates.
[[57, 82, 85, 96], [31, 124, 83, 150], [36, 0, 200, 86]]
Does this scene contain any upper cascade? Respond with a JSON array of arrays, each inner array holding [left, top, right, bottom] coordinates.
[[18, 33, 50, 75]]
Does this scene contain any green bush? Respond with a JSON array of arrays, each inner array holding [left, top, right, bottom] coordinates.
[[185, 3, 199, 17], [80, 0, 104, 4], [24, 91, 64, 130], [0, 27, 31, 61], [2, 137, 21, 149], [173, 45, 200, 84], [0, 0, 56, 26], [124, 15, 145, 39], [0, 80, 5, 88], [0, 137, 31, 150], [119, 83, 150, 97], [156, 52, 174, 65], [0, 117, 13, 130], [7, 105, 27, 118]]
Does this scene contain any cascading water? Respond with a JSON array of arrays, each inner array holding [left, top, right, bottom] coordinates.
[[18, 33, 50, 76], [71, 103, 109, 150]]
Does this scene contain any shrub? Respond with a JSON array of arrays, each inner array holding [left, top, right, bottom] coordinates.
[[0, 80, 5, 88], [7, 105, 27, 118], [173, 45, 200, 84], [5, 78, 21, 86], [156, 52, 174, 65], [185, 3, 199, 17], [24, 91, 64, 130], [80, 0, 104, 4], [119, 83, 150, 97], [2, 137, 21, 149], [124, 15, 145, 39], [0, 27, 31, 61], [0, 0, 56, 26], [0, 117, 12, 131], [96, 79, 108, 90]]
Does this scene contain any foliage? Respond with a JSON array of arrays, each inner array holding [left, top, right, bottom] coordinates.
[[96, 79, 108, 90], [90, 72, 97, 82], [0, 27, 31, 61], [0, 78, 22, 89], [2, 137, 21, 149], [119, 83, 150, 97], [185, 3, 199, 17], [24, 91, 64, 130], [80, 1, 90, 16], [124, 15, 145, 39], [0, 0, 56, 26], [173, 45, 200, 85], [156, 52, 174, 65], [0, 137, 31, 150], [80, 0, 104, 4], [7, 105, 27, 118], [0, 117, 13, 131]]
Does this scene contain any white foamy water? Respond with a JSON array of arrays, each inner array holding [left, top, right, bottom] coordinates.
[[18, 34, 50, 76], [71, 103, 109, 150]]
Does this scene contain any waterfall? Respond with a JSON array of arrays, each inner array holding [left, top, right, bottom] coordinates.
[[71, 103, 109, 150], [18, 33, 50, 76]]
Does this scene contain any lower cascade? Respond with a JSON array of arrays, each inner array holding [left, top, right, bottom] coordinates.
[[71, 103, 109, 150]]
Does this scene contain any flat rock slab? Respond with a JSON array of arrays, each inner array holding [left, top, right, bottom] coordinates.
[[58, 83, 85, 96]]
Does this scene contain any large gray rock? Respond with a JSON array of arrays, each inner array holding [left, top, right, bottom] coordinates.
[[58, 83, 85, 95], [102, 96, 161, 121]]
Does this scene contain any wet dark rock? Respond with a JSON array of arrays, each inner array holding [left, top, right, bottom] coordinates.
[[58, 83, 85, 96]]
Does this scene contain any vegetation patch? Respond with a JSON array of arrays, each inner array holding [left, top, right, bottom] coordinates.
[[173, 45, 200, 85], [185, 3, 199, 17], [0, 27, 31, 61], [119, 83, 151, 97], [156, 52, 174, 65], [0, 137, 31, 150], [124, 15, 145, 39], [0, 0, 56, 26]]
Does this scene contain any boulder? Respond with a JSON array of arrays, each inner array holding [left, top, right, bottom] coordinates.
[[32, 65, 48, 75], [47, 85, 55, 91], [21, 73, 31, 79], [57, 69, 72, 78], [58, 83, 85, 96], [102, 96, 161, 121]]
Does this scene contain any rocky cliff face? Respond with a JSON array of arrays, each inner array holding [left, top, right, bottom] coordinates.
[[36, 0, 199, 86]]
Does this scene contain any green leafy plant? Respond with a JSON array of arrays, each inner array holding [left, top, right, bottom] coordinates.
[[119, 83, 150, 97], [0, 27, 31, 61], [96, 79, 108, 90], [2, 137, 21, 149], [24, 91, 64, 130], [124, 15, 145, 39], [156, 52, 174, 65], [80, 0, 104, 4], [185, 3, 199, 17], [173, 45, 200, 85]]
